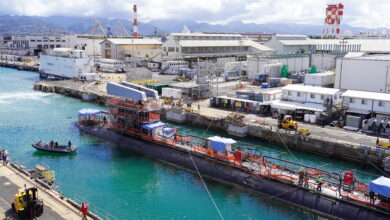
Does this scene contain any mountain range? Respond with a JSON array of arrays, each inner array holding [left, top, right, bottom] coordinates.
[[0, 15, 384, 36]]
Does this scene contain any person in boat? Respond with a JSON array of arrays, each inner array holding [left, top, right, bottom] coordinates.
[[303, 170, 309, 188], [298, 167, 305, 186], [68, 140, 72, 147], [316, 176, 323, 191], [103, 116, 107, 125], [50, 140, 54, 148], [369, 191, 376, 204], [54, 142, 58, 148]]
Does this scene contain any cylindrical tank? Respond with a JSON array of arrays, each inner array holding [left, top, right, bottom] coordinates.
[[304, 114, 310, 122], [309, 114, 317, 124]]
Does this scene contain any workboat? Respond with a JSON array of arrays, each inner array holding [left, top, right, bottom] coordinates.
[[76, 98, 390, 220], [32, 141, 77, 153]]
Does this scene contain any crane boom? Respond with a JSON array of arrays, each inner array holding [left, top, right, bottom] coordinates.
[[118, 20, 130, 36]]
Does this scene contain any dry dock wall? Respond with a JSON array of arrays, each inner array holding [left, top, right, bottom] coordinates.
[[166, 111, 388, 168], [34, 81, 108, 105]]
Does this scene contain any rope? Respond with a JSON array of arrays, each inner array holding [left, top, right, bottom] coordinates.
[[275, 130, 301, 163], [352, 147, 389, 177], [187, 150, 224, 220], [201, 118, 214, 138]]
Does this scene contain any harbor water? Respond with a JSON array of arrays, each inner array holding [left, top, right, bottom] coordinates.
[[0, 67, 382, 219]]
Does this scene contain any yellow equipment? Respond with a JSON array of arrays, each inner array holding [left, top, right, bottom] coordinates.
[[227, 112, 244, 121], [278, 114, 298, 130], [378, 141, 390, 148], [298, 128, 311, 136], [12, 187, 43, 218]]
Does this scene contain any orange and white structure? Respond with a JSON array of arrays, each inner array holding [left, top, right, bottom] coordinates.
[[133, 4, 139, 39], [322, 3, 344, 39]]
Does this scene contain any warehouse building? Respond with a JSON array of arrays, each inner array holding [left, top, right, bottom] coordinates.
[[1, 35, 104, 56], [315, 39, 390, 54], [335, 54, 390, 93], [263, 34, 316, 54], [100, 38, 162, 61], [270, 84, 342, 120], [161, 33, 273, 62]]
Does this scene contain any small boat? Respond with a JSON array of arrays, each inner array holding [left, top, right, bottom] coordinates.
[[32, 141, 77, 153]]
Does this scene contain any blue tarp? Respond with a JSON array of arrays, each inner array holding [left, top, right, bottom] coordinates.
[[210, 141, 227, 152], [369, 176, 390, 197], [78, 108, 106, 116], [141, 122, 166, 130]]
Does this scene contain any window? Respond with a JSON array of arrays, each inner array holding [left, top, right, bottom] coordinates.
[[349, 98, 355, 103], [297, 92, 302, 97], [310, 93, 315, 99], [361, 99, 366, 105], [379, 101, 384, 107], [321, 95, 325, 100]]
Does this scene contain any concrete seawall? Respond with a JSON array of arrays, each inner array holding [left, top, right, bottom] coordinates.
[[34, 81, 109, 105]]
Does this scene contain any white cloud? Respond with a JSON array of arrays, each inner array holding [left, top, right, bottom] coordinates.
[[0, 0, 389, 28]]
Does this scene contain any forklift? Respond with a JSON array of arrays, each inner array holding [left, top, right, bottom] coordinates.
[[12, 187, 44, 219], [278, 114, 298, 130]]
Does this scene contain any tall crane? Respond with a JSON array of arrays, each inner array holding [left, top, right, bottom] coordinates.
[[118, 20, 130, 36], [91, 17, 107, 36]]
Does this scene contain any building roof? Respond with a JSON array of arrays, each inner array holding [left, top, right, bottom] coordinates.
[[276, 34, 309, 39], [341, 90, 390, 102], [283, 84, 340, 95], [314, 39, 390, 53], [171, 33, 242, 37], [346, 54, 390, 61], [103, 38, 162, 45], [179, 40, 273, 52], [279, 40, 316, 46], [270, 100, 326, 112]]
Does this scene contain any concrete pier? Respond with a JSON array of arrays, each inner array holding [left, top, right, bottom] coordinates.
[[0, 163, 100, 220]]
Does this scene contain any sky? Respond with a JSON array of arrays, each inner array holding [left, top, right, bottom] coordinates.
[[0, 0, 389, 28]]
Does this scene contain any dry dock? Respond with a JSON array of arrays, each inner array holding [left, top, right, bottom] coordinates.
[[0, 163, 100, 220], [33, 79, 390, 170]]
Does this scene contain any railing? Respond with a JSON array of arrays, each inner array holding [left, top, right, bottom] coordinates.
[[73, 193, 117, 220]]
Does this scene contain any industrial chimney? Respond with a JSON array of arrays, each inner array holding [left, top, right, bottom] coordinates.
[[133, 4, 138, 39]]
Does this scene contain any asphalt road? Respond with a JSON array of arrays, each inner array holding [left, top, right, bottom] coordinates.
[[0, 176, 65, 220]]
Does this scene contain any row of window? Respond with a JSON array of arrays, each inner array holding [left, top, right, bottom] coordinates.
[[31, 39, 65, 43], [286, 91, 338, 100], [173, 36, 241, 41], [349, 98, 384, 107]]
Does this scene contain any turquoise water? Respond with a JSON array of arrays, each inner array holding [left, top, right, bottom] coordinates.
[[0, 67, 381, 220]]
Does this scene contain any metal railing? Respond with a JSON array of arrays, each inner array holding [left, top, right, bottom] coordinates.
[[73, 193, 117, 220]]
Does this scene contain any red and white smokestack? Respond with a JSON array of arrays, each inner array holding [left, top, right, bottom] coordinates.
[[133, 4, 138, 39]]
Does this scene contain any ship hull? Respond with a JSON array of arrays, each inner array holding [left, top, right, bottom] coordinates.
[[78, 124, 389, 220]]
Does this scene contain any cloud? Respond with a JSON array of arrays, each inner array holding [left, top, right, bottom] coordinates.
[[0, 0, 389, 28]]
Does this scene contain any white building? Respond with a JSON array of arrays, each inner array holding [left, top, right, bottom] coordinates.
[[263, 34, 316, 54], [95, 59, 125, 73], [335, 55, 390, 93], [1, 35, 104, 56], [100, 38, 162, 61], [315, 39, 390, 54], [39, 48, 94, 79], [304, 71, 335, 87], [161, 60, 189, 75], [342, 90, 390, 116], [270, 84, 342, 114], [161, 33, 273, 61]]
